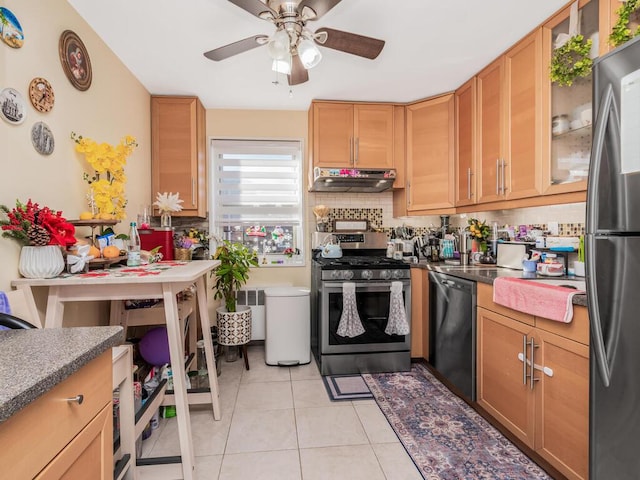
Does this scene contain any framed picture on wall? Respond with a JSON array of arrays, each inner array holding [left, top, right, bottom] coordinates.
[[58, 30, 92, 91]]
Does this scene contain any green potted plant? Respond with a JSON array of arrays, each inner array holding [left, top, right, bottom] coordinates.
[[211, 240, 259, 366]]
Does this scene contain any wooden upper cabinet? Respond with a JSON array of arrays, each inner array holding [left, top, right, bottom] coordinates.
[[504, 29, 543, 200], [476, 30, 543, 205], [476, 58, 505, 204], [541, 0, 608, 196], [455, 77, 477, 206], [151, 96, 207, 218], [310, 101, 394, 169], [406, 94, 455, 212], [311, 102, 353, 167]]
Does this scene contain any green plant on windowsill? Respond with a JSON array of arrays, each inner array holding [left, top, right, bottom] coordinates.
[[549, 35, 593, 87], [610, 0, 640, 48]]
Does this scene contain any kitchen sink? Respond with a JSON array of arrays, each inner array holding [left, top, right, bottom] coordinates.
[[523, 278, 586, 290]]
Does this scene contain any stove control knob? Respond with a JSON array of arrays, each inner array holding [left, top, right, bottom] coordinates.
[[361, 270, 373, 280], [380, 270, 392, 280], [331, 270, 342, 280], [343, 270, 354, 280], [392, 270, 405, 279]]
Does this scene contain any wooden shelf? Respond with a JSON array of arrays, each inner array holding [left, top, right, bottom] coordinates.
[[68, 219, 120, 227]]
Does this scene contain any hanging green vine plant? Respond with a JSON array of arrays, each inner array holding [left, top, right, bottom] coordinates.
[[610, 0, 640, 48], [549, 35, 593, 87]]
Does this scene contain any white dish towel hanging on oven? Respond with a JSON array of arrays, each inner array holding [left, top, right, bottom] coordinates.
[[385, 281, 410, 335], [337, 282, 365, 337]]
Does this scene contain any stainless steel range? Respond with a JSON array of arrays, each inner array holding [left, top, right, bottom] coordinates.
[[311, 232, 411, 375]]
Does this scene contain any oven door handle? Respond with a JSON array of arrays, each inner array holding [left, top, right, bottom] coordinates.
[[322, 281, 409, 289]]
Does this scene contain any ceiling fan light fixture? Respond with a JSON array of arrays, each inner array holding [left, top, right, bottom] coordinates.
[[298, 38, 322, 69], [267, 28, 290, 60], [272, 56, 292, 75]]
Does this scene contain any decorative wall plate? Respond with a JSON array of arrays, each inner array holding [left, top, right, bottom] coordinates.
[[28, 77, 55, 113], [0, 7, 24, 49], [58, 30, 92, 91], [31, 122, 55, 155], [0, 87, 27, 125]]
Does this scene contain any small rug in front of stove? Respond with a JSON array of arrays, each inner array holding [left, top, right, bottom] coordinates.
[[322, 374, 374, 401]]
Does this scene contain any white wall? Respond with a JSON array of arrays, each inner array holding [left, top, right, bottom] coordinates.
[[1, 0, 151, 324]]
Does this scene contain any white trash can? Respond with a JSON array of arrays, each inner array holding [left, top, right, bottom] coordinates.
[[264, 287, 311, 366]]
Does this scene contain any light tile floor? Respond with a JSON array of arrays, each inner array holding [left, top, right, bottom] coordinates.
[[137, 345, 422, 479]]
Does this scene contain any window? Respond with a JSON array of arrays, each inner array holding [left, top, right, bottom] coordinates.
[[211, 139, 304, 266]]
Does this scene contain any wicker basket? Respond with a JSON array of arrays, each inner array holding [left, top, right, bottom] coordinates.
[[174, 248, 192, 261]]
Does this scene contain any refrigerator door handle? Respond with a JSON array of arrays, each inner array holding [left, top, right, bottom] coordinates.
[[586, 234, 612, 387], [587, 84, 618, 232]]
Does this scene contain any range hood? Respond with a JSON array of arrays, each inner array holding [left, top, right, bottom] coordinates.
[[310, 167, 396, 193]]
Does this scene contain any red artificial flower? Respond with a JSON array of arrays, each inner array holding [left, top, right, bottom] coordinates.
[[0, 199, 76, 247]]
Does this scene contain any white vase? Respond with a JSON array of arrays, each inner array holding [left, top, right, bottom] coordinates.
[[19, 245, 65, 279]]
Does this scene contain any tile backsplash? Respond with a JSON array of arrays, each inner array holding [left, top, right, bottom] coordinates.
[[309, 191, 586, 237]]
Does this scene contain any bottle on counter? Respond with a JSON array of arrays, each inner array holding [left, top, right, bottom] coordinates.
[[127, 221, 141, 266]]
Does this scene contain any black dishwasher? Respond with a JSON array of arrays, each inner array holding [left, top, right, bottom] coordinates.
[[429, 271, 477, 401]]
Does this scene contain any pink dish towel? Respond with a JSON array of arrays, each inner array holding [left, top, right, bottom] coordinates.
[[492, 277, 585, 323]]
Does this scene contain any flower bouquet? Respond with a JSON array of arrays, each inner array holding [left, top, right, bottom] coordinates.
[[72, 132, 137, 220], [154, 192, 183, 227], [1, 199, 76, 278], [1, 199, 76, 247], [467, 218, 491, 253]]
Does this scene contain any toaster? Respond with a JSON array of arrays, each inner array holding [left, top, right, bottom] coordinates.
[[496, 242, 535, 270]]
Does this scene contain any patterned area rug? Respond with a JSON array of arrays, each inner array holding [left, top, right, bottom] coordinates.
[[363, 364, 552, 480], [322, 374, 374, 401]]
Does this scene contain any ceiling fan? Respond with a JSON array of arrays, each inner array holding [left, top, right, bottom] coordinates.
[[204, 0, 386, 85]]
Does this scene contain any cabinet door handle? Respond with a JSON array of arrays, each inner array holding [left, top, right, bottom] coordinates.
[[407, 181, 411, 207], [349, 136, 354, 165], [522, 335, 528, 385], [355, 137, 359, 164], [529, 337, 539, 390], [67, 394, 84, 405], [191, 177, 196, 206], [496, 159, 500, 195], [467, 168, 473, 200], [501, 159, 507, 195]]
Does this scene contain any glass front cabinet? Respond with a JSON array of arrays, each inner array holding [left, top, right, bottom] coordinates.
[[542, 0, 616, 195]]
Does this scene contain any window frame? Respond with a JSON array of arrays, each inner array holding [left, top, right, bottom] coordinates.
[[209, 137, 306, 267]]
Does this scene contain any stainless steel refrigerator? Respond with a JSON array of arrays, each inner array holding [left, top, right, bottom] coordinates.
[[587, 35, 640, 480]]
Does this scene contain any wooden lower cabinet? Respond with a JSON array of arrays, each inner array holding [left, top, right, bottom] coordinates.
[[36, 404, 112, 480], [410, 268, 429, 359], [535, 328, 589, 480], [0, 351, 113, 479], [477, 307, 536, 446], [477, 300, 589, 480]]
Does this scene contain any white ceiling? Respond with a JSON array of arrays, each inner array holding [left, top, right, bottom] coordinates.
[[67, 0, 569, 111]]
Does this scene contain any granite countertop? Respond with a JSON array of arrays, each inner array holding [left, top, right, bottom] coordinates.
[[0, 326, 124, 423], [413, 261, 588, 307]]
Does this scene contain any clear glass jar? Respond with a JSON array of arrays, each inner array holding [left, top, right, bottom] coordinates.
[[160, 211, 172, 228]]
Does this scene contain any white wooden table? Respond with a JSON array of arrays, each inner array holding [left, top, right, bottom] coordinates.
[[12, 260, 221, 480]]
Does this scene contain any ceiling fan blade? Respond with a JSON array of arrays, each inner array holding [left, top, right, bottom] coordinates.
[[315, 27, 385, 59], [298, 0, 342, 20], [204, 35, 269, 61], [228, 0, 277, 20], [288, 54, 309, 85]]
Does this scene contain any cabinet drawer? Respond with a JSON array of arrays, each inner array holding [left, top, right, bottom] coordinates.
[[477, 282, 535, 326], [0, 351, 112, 479], [536, 305, 589, 346]]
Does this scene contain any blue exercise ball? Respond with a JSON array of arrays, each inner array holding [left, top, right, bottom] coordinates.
[[139, 326, 170, 366]]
